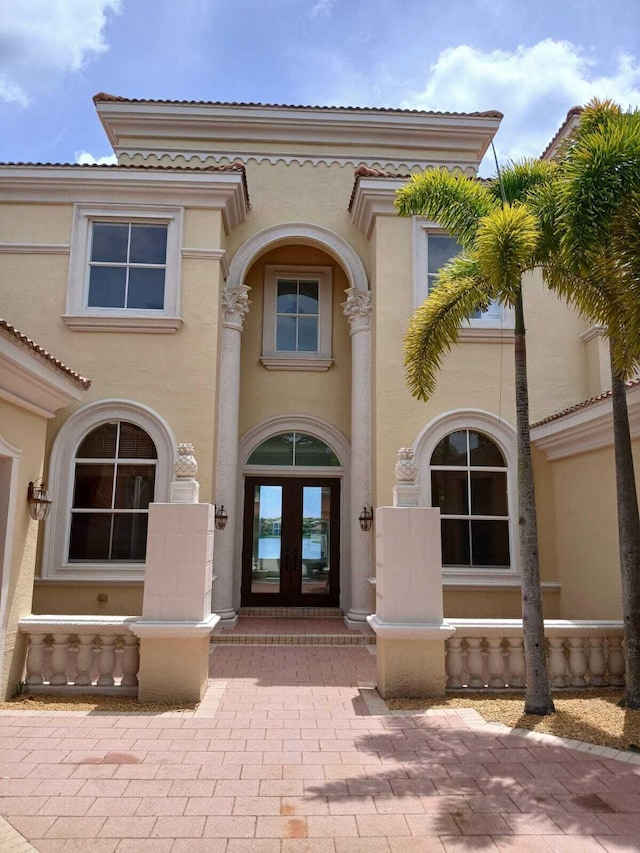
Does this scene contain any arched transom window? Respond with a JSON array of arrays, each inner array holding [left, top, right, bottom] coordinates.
[[430, 429, 510, 567], [247, 432, 340, 467], [69, 421, 157, 562]]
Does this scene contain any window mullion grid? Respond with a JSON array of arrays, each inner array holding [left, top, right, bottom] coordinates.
[[124, 224, 132, 309]]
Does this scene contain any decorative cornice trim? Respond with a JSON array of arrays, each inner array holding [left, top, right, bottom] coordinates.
[[580, 325, 606, 344], [0, 166, 248, 233], [182, 247, 229, 278], [0, 242, 70, 255], [531, 384, 640, 459], [350, 178, 408, 238], [226, 223, 369, 293], [62, 315, 183, 334]]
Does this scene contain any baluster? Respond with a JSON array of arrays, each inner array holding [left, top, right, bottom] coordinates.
[[506, 637, 526, 688], [50, 635, 69, 686], [120, 635, 140, 687], [487, 638, 507, 688], [74, 635, 94, 686], [97, 636, 116, 686], [548, 638, 568, 688], [607, 636, 626, 686], [587, 637, 606, 686], [567, 637, 588, 687], [25, 635, 45, 685], [446, 637, 464, 689], [466, 638, 486, 688]]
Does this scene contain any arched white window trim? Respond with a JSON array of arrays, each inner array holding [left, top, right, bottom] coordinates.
[[414, 409, 520, 587], [42, 399, 176, 582], [237, 414, 351, 611]]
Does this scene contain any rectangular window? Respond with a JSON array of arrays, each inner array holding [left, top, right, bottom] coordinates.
[[426, 233, 500, 321], [88, 222, 167, 310], [261, 266, 333, 370]]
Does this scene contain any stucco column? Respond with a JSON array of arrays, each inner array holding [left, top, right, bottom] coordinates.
[[342, 288, 373, 626], [213, 285, 250, 627]]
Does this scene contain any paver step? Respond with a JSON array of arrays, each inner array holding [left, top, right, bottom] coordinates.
[[237, 607, 344, 618], [211, 633, 375, 646]]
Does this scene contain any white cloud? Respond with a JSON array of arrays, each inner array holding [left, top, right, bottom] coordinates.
[[402, 39, 640, 171], [310, 0, 336, 17], [0, 1, 122, 106], [75, 151, 118, 166]]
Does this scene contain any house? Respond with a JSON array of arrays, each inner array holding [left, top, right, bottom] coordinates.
[[0, 98, 631, 698]]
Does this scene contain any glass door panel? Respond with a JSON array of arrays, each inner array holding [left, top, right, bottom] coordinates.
[[300, 485, 331, 596], [251, 484, 282, 595]]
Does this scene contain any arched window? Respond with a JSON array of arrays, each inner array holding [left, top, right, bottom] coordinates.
[[247, 432, 340, 467], [430, 429, 510, 567], [68, 422, 157, 562]]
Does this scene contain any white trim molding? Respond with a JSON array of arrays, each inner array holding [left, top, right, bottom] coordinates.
[[531, 383, 640, 460], [42, 399, 177, 582], [413, 409, 520, 585], [226, 223, 369, 294], [0, 435, 21, 699]]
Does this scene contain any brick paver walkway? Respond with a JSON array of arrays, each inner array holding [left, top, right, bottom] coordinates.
[[0, 645, 639, 851]]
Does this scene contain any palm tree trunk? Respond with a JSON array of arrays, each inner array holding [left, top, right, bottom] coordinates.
[[514, 290, 555, 715], [610, 355, 640, 708]]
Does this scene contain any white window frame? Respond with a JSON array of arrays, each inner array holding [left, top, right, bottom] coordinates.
[[413, 218, 514, 340], [63, 204, 183, 333], [42, 400, 176, 582], [414, 410, 520, 586], [261, 265, 333, 371]]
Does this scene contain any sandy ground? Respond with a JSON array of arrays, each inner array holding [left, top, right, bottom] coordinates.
[[388, 689, 640, 751]]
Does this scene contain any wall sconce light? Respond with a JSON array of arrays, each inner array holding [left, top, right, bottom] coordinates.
[[358, 505, 374, 532], [27, 480, 53, 522], [215, 504, 229, 531]]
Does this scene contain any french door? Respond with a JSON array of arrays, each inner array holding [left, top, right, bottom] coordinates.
[[241, 477, 340, 607]]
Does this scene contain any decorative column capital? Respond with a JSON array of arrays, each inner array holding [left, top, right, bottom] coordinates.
[[342, 288, 371, 333], [222, 285, 251, 330]]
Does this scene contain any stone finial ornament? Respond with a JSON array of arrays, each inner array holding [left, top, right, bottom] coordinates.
[[395, 447, 417, 484], [174, 443, 198, 479]]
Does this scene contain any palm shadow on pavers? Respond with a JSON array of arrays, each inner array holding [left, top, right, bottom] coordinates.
[[301, 714, 635, 845]]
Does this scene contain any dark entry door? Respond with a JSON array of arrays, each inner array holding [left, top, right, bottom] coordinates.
[[241, 477, 340, 607]]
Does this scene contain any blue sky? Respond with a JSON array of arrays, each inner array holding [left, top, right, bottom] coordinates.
[[1, 0, 639, 172]]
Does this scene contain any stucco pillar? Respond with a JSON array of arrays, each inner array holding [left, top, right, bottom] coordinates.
[[212, 285, 250, 627], [367, 506, 455, 698], [342, 288, 373, 626]]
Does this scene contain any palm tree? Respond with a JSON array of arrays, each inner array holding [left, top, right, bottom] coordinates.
[[395, 161, 558, 715], [549, 100, 640, 708]]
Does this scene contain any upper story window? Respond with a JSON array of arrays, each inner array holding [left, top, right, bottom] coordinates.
[[64, 204, 183, 333], [430, 429, 510, 568], [414, 220, 512, 334], [261, 265, 333, 371], [69, 421, 157, 563], [88, 223, 167, 310]]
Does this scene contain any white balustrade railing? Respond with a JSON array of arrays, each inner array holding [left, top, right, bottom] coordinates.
[[19, 616, 140, 695], [446, 619, 625, 691]]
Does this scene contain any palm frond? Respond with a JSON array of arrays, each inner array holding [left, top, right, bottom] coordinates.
[[475, 205, 540, 302], [404, 255, 496, 401], [394, 168, 497, 250], [487, 158, 559, 207]]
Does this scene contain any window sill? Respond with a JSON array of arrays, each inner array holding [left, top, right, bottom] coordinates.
[[62, 315, 183, 334], [42, 563, 146, 582], [457, 327, 515, 343], [260, 356, 334, 372]]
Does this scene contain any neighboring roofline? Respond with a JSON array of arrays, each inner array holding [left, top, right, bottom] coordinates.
[[93, 92, 503, 119], [531, 378, 640, 429], [0, 321, 90, 389], [540, 105, 584, 160]]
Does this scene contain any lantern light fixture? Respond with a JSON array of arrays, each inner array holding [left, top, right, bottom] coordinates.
[[214, 504, 229, 531], [27, 479, 53, 522], [358, 505, 374, 532]]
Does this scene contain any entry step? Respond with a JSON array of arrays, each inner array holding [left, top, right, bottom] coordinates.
[[212, 615, 375, 646], [237, 607, 344, 618]]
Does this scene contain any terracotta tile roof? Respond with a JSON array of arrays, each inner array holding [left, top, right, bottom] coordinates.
[[540, 105, 584, 160], [531, 378, 640, 428], [93, 92, 503, 119], [348, 165, 411, 210], [0, 320, 91, 389]]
